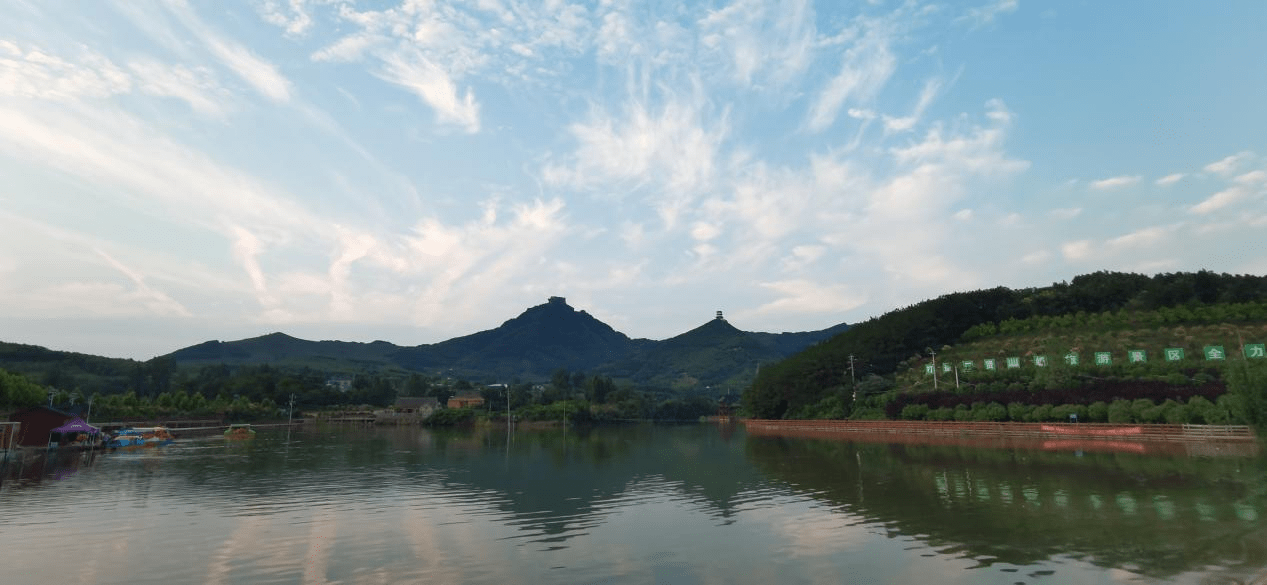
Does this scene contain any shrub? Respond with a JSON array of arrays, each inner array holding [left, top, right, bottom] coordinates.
[[1107, 400, 1133, 423], [1140, 404, 1166, 424], [901, 404, 930, 420], [425, 408, 476, 426]]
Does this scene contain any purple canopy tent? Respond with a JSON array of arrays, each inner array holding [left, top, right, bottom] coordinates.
[[48, 418, 101, 448], [51, 418, 100, 434]]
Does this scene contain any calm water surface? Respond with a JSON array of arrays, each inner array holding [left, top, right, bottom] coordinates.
[[2, 424, 1265, 585]]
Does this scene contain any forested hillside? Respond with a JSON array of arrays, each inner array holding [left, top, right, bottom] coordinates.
[[743, 271, 1267, 426]]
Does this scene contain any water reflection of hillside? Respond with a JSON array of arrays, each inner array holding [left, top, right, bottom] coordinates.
[[744, 434, 1267, 579], [146, 424, 769, 546]]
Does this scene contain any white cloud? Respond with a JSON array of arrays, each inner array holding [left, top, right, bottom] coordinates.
[[161, 0, 293, 103], [959, 0, 1019, 28], [984, 98, 1014, 124], [128, 58, 230, 116], [0, 104, 314, 234], [1234, 170, 1266, 185], [312, 33, 384, 63], [781, 244, 826, 271], [690, 222, 722, 241], [257, 0, 314, 37], [545, 89, 726, 226], [1107, 225, 1174, 248], [952, 208, 973, 220], [806, 19, 897, 132], [1049, 207, 1082, 220], [307, 0, 601, 132], [95, 248, 191, 316], [1060, 240, 1091, 261], [1203, 151, 1254, 176], [1189, 186, 1252, 214], [698, 0, 817, 89], [376, 49, 481, 133], [0, 42, 230, 116], [0, 42, 131, 100], [1021, 250, 1051, 265], [747, 279, 867, 316], [1090, 175, 1141, 190], [1155, 173, 1185, 186], [882, 77, 941, 133]]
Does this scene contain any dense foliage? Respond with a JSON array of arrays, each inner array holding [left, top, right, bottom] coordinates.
[[744, 270, 1267, 420], [1, 368, 46, 409]]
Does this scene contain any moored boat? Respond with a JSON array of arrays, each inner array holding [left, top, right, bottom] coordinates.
[[224, 424, 256, 439], [107, 426, 175, 448]]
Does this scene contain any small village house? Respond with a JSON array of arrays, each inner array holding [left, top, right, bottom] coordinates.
[[7, 406, 76, 447], [447, 393, 485, 409], [393, 397, 440, 417]]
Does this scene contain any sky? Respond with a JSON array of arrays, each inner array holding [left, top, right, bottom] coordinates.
[[2, 0, 1266, 360]]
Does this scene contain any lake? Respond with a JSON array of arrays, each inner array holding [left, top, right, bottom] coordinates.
[[2, 423, 1265, 584]]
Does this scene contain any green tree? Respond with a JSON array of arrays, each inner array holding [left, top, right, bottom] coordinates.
[[1226, 361, 1267, 431], [0, 368, 45, 409]]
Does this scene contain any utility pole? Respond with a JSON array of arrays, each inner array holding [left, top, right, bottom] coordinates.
[[848, 355, 857, 402], [929, 349, 939, 391], [287, 393, 295, 442]]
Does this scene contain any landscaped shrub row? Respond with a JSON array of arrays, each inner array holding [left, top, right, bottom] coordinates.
[[896, 395, 1239, 425], [884, 379, 1225, 419]]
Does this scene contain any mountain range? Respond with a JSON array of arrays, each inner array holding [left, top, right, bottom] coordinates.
[[164, 296, 849, 389]]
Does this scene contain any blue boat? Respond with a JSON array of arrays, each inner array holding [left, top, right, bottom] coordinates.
[[107, 427, 175, 448]]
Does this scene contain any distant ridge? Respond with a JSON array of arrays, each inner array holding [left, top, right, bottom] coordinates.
[[391, 296, 640, 380], [167, 332, 402, 368], [152, 296, 850, 387]]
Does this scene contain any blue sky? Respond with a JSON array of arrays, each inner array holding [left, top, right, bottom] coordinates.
[[2, 0, 1265, 360]]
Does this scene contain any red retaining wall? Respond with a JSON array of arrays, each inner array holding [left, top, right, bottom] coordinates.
[[743, 419, 1256, 443]]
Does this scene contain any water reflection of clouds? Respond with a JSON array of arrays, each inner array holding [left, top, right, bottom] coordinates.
[[302, 508, 336, 585]]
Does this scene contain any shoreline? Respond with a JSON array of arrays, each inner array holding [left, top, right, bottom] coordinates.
[[744, 419, 1259, 457]]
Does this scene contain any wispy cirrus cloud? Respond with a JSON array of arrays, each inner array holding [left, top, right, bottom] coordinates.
[[698, 0, 817, 90], [958, 0, 1019, 28], [806, 20, 897, 132], [1155, 173, 1185, 186], [543, 86, 727, 228], [154, 0, 293, 103], [882, 77, 942, 133], [257, 0, 313, 38], [375, 48, 481, 133]]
